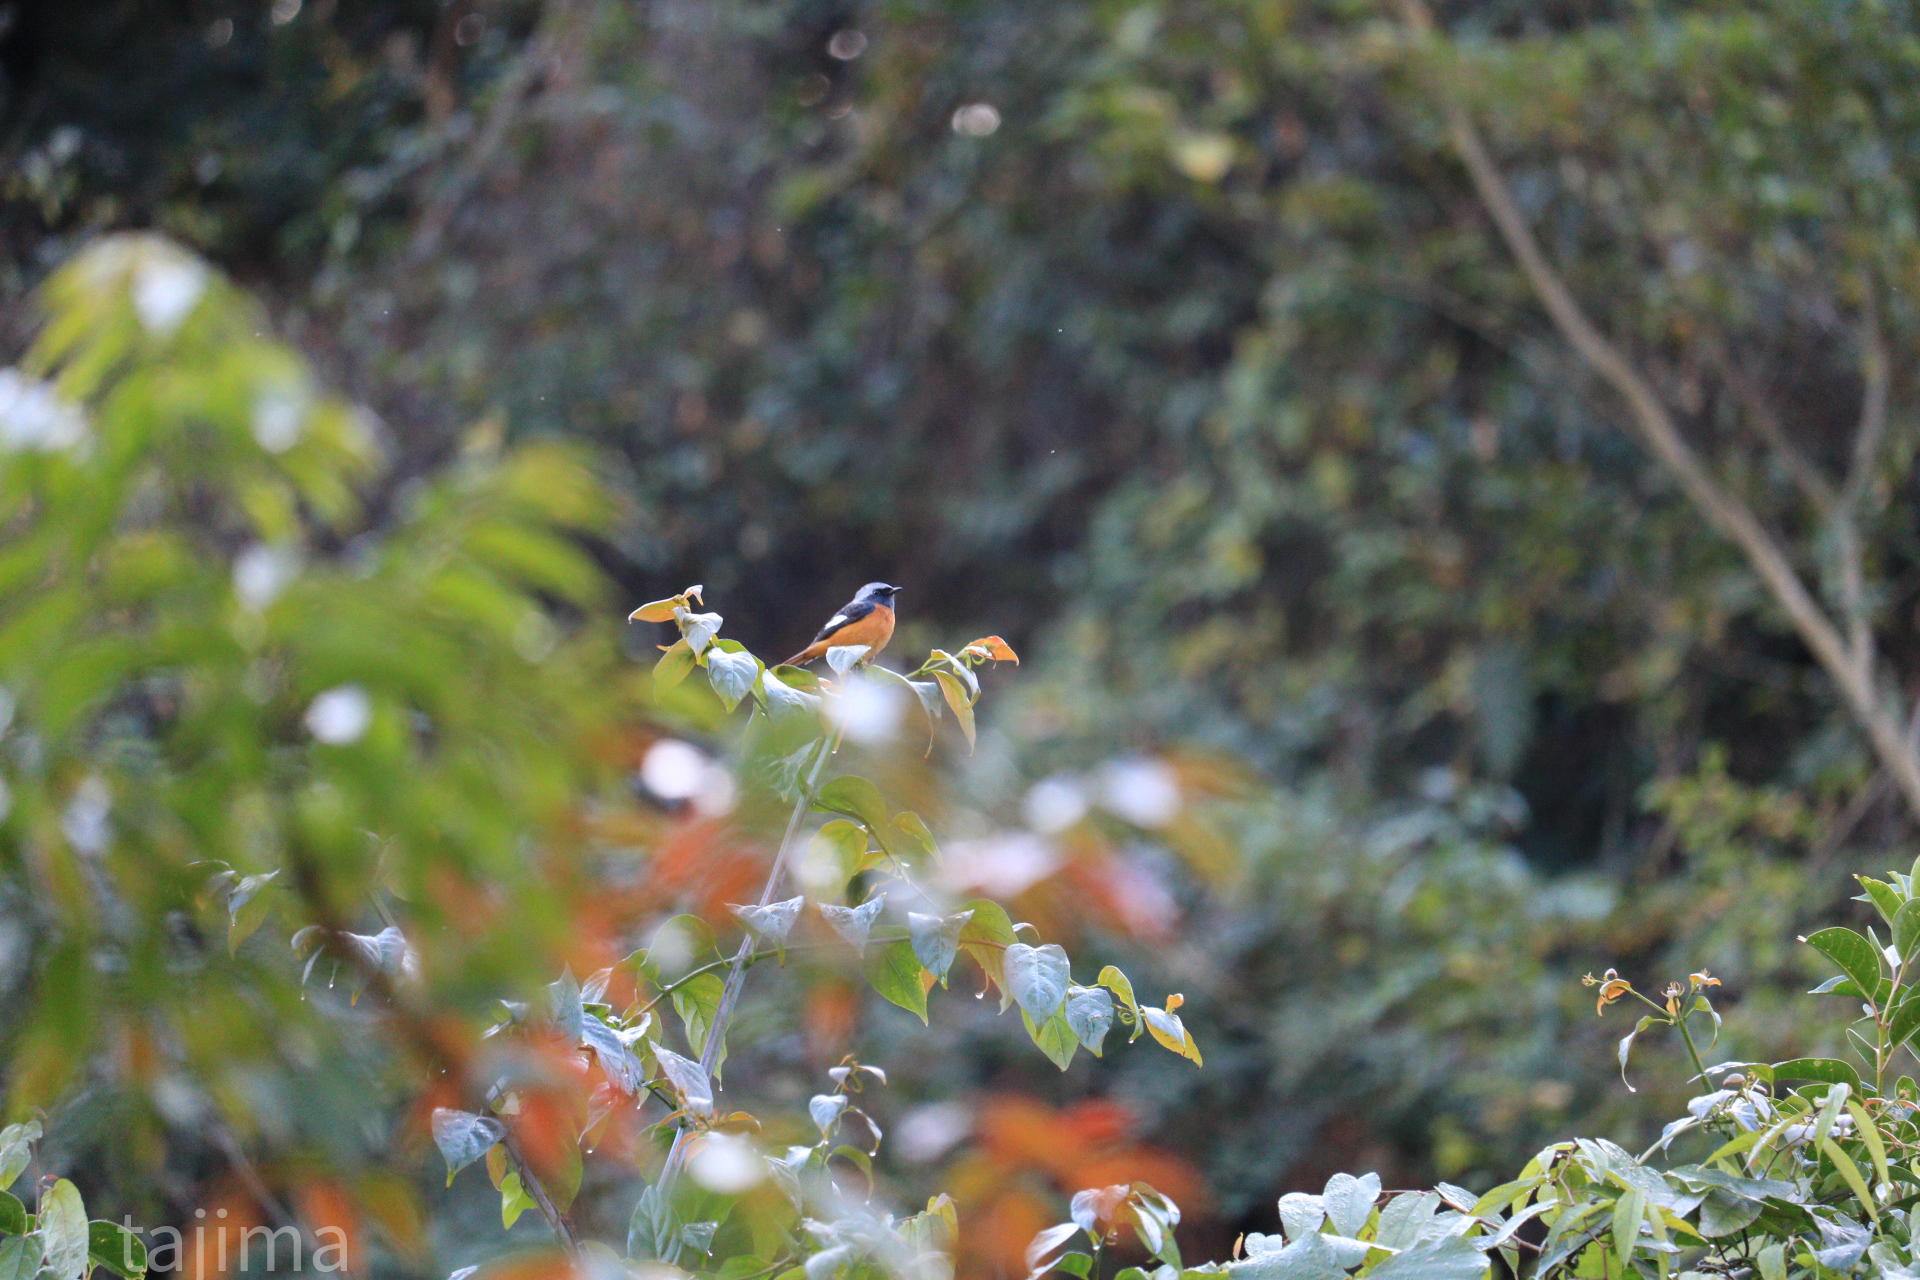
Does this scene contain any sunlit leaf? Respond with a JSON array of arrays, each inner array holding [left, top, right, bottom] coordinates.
[[38, 1180, 87, 1280], [932, 670, 975, 749], [1140, 1006, 1203, 1066], [1004, 942, 1071, 1023], [1802, 928, 1882, 1004]]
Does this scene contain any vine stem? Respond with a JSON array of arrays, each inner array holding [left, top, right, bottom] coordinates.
[[654, 724, 845, 1203]]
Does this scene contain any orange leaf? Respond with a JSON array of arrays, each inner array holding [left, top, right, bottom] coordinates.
[[968, 635, 1020, 664]]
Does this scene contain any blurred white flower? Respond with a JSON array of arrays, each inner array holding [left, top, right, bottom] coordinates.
[[894, 1101, 972, 1164], [692, 766, 737, 818], [826, 677, 905, 745], [1097, 757, 1181, 828], [951, 103, 1001, 136], [689, 1133, 764, 1193], [62, 775, 112, 855], [305, 685, 371, 745], [1023, 774, 1087, 834], [252, 389, 307, 453], [0, 369, 87, 451], [232, 543, 299, 610], [642, 739, 707, 800], [132, 254, 208, 335], [940, 832, 1061, 898]]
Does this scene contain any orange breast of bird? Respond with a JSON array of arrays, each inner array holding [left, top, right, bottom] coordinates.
[[796, 605, 894, 665]]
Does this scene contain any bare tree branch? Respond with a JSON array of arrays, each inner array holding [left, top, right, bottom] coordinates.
[[408, 0, 579, 263], [1398, 0, 1920, 820], [1837, 295, 1889, 675], [1702, 342, 1838, 515]]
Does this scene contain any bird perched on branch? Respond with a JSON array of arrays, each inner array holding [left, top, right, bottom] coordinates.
[[783, 582, 899, 667]]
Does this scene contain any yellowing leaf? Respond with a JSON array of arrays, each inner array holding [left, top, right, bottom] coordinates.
[[1140, 1006, 1202, 1066]]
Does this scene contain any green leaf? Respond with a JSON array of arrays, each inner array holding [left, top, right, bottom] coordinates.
[[1052, 1254, 1094, 1279], [909, 910, 972, 983], [499, 1171, 536, 1230], [815, 775, 889, 831], [1023, 1007, 1079, 1071], [1803, 928, 1883, 1005], [1609, 1186, 1644, 1264], [959, 899, 1017, 1010], [1820, 1137, 1877, 1220], [672, 972, 727, 1062], [39, 1180, 87, 1280], [757, 667, 821, 724], [706, 645, 761, 711], [1770, 1058, 1863, 1089], [1859, 876, 1904, 926], [865, 938, 928, 1023], [802, 820, 867, 899], [1695, 1187, 1763, 1238], [1757, 1243, 1786, 1280], [889, 811, 938, 864], [1843, 1098, 1890, 1190], [932, 670, 975, 749], [0, 1236, 42, 1280], [1892, 991, 1920, 1053], [227, 869, 280, 954], [1895, 901, 1920, 964], [824, 644, 870, 674], [0, 1123, 37, 1191], [673, 608, 723, 656], [1364, 1235, 1487, 1280], [1618, 1014, 1656, 1093], [1098, 965, 1144, 1040], [88, 1220, 147, 1280], [1063, 985, 1114, 1055], [1005, 942, 1071, 1023], [644, 914, 719, 983], [0, 1192, 22, 1236], [654, 638, 696, 691], [431, 1108, 508, 1184]]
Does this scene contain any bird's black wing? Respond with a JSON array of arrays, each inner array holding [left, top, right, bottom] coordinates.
[[811, 600, 876, 644]]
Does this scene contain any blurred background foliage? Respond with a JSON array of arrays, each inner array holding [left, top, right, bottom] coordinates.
[[6, 0, 1920, 1276]]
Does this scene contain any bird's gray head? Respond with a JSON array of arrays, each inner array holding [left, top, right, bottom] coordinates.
[[854, 582, 900, 604]]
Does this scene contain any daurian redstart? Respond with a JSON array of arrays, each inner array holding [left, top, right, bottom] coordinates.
[[783, 582, 899, 667]]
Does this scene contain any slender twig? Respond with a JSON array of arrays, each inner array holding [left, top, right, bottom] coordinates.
[[653, 726, 845, 1203], [1705, 342, 1837, 515], [1837, 292, 1889, 677], [502, 1133, 578, 1253], [407, 0, 576, 262], [1398, 0, 1920, 820]]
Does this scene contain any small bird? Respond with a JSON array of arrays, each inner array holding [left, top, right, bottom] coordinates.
[[783, 582, 900, 667]]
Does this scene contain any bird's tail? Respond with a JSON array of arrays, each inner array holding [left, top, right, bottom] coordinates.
[[780, 649, 814, 668]]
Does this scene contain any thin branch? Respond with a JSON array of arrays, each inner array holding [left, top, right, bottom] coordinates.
[[1837, 293, 1889, 676], [1704, 342, 1837, 515], [502, 1134, 578, 1253], [407, 0, 576, 263], [1398, 0, 1920, 821], [653, 727, 844, 1203]]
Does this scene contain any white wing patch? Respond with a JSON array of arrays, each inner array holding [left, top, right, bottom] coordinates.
[[824, 614, 848, 631]]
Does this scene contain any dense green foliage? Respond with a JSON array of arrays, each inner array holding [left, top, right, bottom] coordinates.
[[10, 0, 1920, 1274]]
